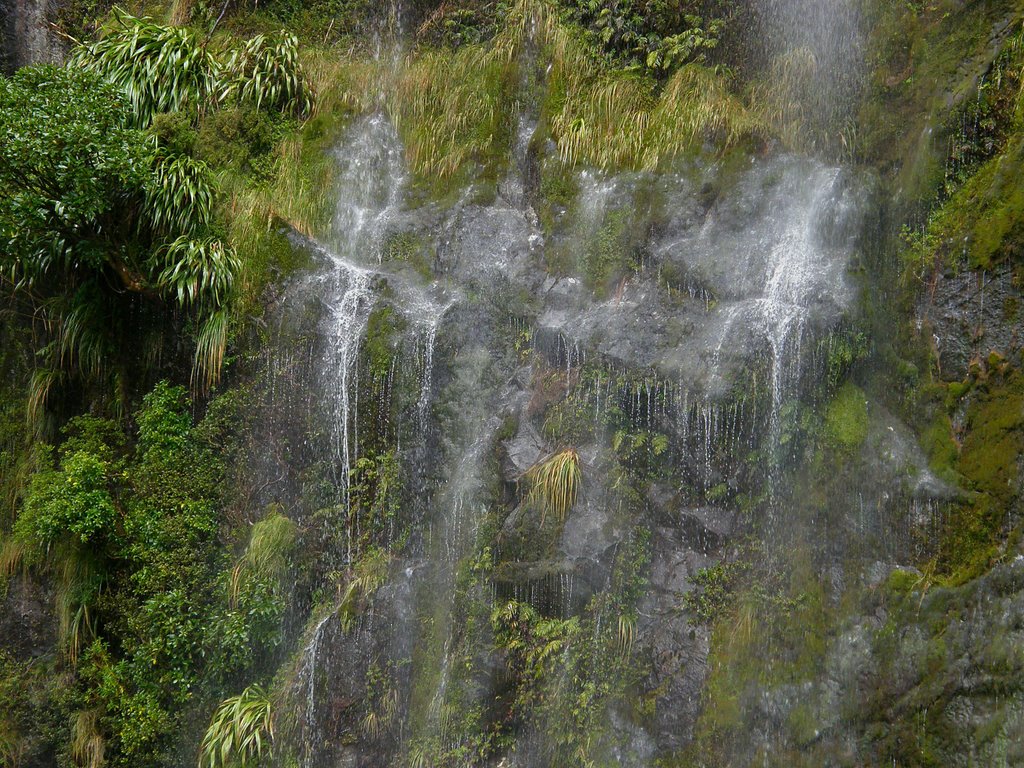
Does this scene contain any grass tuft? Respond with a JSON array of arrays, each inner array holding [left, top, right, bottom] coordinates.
[[524, 448, 582, 525]]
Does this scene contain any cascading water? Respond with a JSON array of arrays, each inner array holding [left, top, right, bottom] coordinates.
[[262, 0, 975, 764]]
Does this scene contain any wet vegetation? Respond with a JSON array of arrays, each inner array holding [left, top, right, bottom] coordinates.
[[0, 0, 1023, 767]]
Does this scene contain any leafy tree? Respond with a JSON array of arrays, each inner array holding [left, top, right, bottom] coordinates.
[[0, 66, 238, 411], [3, 383, 293, 766]]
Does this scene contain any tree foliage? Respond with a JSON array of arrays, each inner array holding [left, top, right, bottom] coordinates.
[[0, 66, 237, 407], [2, 383, 291, 766]]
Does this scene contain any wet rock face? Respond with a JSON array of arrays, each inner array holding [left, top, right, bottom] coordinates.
[[536, 157, 871, 399], [641, 526, 716, 751], [0, 575, 53, 659], [920, 264, 1023, 381], [695, 555, 1024, 766], [0, 0, 63, 73]]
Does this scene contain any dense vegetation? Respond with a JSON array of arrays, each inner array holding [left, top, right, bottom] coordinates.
[[0, 0, 1022, 766]]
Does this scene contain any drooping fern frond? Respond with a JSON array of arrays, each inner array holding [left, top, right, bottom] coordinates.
[[199, 685, 274, 768], [524, 449, 581, 525]]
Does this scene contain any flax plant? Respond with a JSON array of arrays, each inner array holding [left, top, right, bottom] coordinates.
[[217, 33, 312, 117], [72, 9, 218, 127], [145, 155, 216, 236]]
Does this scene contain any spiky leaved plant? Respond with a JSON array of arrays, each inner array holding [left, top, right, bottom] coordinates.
[[524, 449, 582, 525], [216, 32, 312, 117], [145, 154, 216, 237], [72, 9, 218, 128], [199, 685, 274, 768], [157, 237, 239, 310]]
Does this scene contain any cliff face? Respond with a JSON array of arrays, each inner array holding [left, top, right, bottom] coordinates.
[[0, 2, 1022, 767], [0, 0, 62, 73]]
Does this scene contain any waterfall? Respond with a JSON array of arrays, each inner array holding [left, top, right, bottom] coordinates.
[[315, 111, 405, 533], [277, 1, 886, 764]]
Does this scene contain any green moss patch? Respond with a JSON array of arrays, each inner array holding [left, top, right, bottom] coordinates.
[[823, 383, 869, 453]]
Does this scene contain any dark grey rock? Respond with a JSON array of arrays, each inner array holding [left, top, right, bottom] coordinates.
[[919, 264, 1023, 381]]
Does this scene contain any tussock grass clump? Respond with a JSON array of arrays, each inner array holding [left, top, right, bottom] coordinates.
[[550, 52, 765, 170], [71, 708, 105, 768], [360, 686, 398, 739], [289, 0, 760, 179], [751, 47, 820, 146], [388, 46, 512, 178], [194, 307, 230, 393], [377, 0, 763, 176], [229, 509, 296, 607], [524, 448, 582, 525], [645, 65, 766, 164]]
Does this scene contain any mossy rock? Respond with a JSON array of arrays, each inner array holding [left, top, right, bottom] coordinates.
[[362, 305, 407, 380], [958, 369, 1024, 500], [823, 383, 869, 453]]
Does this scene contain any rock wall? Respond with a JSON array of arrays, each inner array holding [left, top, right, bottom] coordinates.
[[0, 0, 62, 73]]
